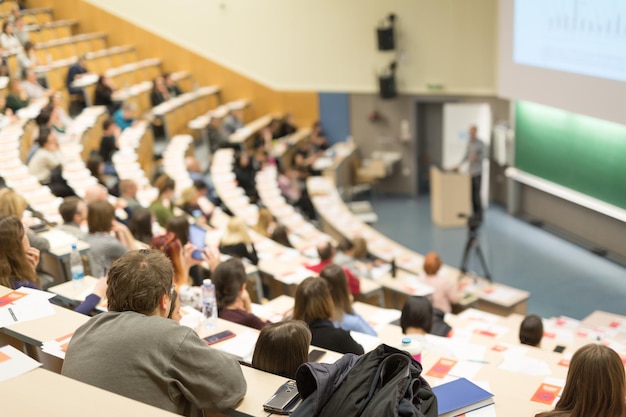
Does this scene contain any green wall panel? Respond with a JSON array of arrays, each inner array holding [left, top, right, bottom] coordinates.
[[515, 101, 626, 209]]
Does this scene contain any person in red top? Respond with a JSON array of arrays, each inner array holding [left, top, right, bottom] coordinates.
[[306, 242, 361, 295]]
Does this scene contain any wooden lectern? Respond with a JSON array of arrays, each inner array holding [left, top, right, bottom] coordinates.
[[430, 166, 471, 227]]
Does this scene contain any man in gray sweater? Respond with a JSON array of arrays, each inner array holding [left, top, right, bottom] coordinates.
[[62, 250, 246, 416]]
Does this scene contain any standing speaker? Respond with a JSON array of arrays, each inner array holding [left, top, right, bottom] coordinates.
[[378, 74, 396, 99], [377, 27, 395, 51]]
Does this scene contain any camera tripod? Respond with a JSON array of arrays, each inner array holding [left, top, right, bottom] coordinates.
[[459, 224, 492, 282]]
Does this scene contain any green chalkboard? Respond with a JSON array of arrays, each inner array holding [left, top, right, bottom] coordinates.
[[515, 101, 626, 209]]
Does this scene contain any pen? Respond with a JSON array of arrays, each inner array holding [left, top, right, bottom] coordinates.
[[8, 307, 17, 322], [467, 359, 490, 364]]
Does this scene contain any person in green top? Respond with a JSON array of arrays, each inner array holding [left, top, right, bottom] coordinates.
[[6, 78, 30, 112], [149, 174, 176, 227]]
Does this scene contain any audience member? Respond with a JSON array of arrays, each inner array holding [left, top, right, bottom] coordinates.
[[163, 72, 183, 97], [278, 113, 297, 137], [269, 224, 293, 248], [535, 344, 626, 417], [128, 207, 153, 245], [334, 237, 365, 278], [0, 214, 105, 314], [6, 78, 29, 112], [219, 216, 258, 265], [319, 264, 376, 336], [310, 122, 330, 153], [21, 69, 50, 100], [277, 165, 316, 220], [233, 151, 259, 203], [252, 207, 275, 238], [293, 277, 364, 355], [93, 75, 117, 114], [113, 101, 138, 131], [252, 320, 311, 379], [519, 314, 544, 348], [206, 108, 229, 154], [151, 232, 193, 289], [0, 188, 50, 254], [400, 296, 433, 336], [166, 215, 206, 287], [150, 76, 170, 106], [62, 250, 246, 415], [178, 185, 213, 222], [400, 296, 452, 337], [167, 288, 182, 322], [28, 127, 76, 197], [14, 15, 28, 45], [306, 241, 360, 295], [84, 183, 108, 204], [166, 215, 190, 246], [57, 196, 87, 239], [149, 174, 176, 227], [118, 179, 142, 211], [98, 118, 120, 175], [420, 252, 460, 314], [86, 153, 118, 196], [222, 108, 244, 135], [164, 72, 182, 96], [213, 258, 269, 330], [84, 200, 135, 275], [66, 55, 88, 96], [0, 21, 21, 49], [17, 41, 37, 74], [268, 118, 282, 139]]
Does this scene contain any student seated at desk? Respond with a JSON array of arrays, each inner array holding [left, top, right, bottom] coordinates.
[[28, 127, 76, 198], [56, 196, 87, 240], [213, 258, 269, 330], [150, 76, 170, 107], [151, 232, 197, 289], [84, 201, 135, 275], [519, 314, 544, 348], [62, 250, 246, 416], [128, 207, 154, 245], [178, 184, 214, 223], [233, 151, 259, 203], [93, 75, 117, 114], [252, 207, 276, 238], [149, 174, 176, 228], [252, 320, 311, 379], [319, 264, 376, 336], [219, 217, 259, 266], [0, 188, 50, 254], [293, 277, 364, 355], [400, 296, 451, 338], [6, 78, 31, 113], [419, 252, 461, 314], [112, 101, 138, 131], [307, 241, 360, 296], [270, 224, 293, 248], [536, 344, 626, 417], [0, 214, 106, 315]]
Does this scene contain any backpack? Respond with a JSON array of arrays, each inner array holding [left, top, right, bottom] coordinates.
[[293, 344, 438, 417]]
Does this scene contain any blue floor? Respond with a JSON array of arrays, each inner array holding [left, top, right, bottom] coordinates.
[[370, 196, 626, 320]]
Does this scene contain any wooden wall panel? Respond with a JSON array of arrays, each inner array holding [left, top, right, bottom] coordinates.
[[29, 0, 319, 127]]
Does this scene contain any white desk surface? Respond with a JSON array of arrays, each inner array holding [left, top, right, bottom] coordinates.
[[0, 368, 179, 417]]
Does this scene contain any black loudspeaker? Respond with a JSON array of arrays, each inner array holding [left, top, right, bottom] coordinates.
[[377, 27, 395, 51], [378, 74, 396, 99]]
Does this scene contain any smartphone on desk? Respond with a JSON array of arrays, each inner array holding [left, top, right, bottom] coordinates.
[[203, 330, 236, 345], [263, 380, 300, 415], [308, 349, 325, 363]]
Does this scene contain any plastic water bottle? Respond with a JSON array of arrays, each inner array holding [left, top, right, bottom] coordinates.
[[201, 279, 217, 328], [70, 243, 85, 287], [401, 337, 423, 363]]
